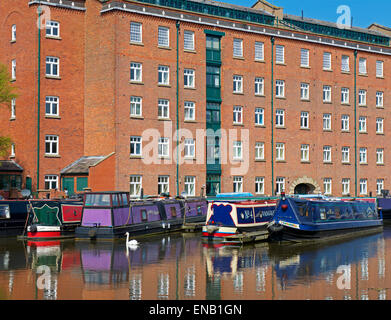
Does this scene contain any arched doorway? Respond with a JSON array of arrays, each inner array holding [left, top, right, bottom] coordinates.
[[294, 183, 316, 195]]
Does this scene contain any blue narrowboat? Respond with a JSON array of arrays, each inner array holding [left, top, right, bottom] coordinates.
[[75, 191, 207, 240], [267, 193, 383, 242], [0, 200, 29, 237]]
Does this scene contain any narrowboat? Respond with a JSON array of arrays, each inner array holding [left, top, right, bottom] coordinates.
[[202, 194, 277, 243], [267, 193, 383, 242], [0, 200, 29, 237], [20, 199, 83, 241], [75, 191, 207, 240], [377, 196, 391, 220]]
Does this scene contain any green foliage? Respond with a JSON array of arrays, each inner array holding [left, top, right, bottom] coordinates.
[[0, 136, 12, 157]]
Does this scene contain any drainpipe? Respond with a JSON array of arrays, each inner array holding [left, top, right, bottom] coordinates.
[[36, 6, 42, 193], [176, 21, 180, 197], [354, 50, 358, 197], [271, 37, 275, 196]]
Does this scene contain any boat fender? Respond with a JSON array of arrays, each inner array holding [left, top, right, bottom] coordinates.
[[30, 225, 38, 233], [88, 228, 97, 239], [168, 223, 170, 229], [267, 221, 283, 233]]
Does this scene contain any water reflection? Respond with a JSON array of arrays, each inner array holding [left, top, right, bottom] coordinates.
[[0, 227, 391, 299]]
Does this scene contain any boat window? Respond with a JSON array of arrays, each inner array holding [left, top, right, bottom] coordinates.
[[319, 208, 326, 220], [112, 194, 119, 207], [170, 207, 177, 218], [122, 194, 129, 206], [85, 194, 111, 207], [141, 209, 148, 221], [197, 205, 202, 215], [0, 205, 10, 219]]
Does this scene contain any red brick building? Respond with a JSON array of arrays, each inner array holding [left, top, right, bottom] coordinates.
[[1, 0, 390, 198]]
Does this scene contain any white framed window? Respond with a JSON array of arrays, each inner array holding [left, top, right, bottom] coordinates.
[[129, 175, 142, 197], [184, 101, 195, 121], [255, 108, 264, 126], [158, 138, 170, 158], [45, 96, 59, 116], [358, 90, 367, 106], [359, 58, 367, 75], [46, 21, 60, 37], [323, 113, 331, 131], [158, 176, 169, 195], [276, 177, 285, 195], [323, 52, 332, 70], [376, 118, 384, 134], [324, 178, 332, 195], [377, 179, 384, 195], [255, 77, 264, 95], [360, 179, 368, 195], [376, 91, 384, 107], [11, 24, 16, 41], [255, 142, 265, 160], [158, 26, 169, 47], [10, 143, 15, 158], [300, 48, 309, 67], [301, 144, 310, 162], [233, 75, 243, 93], [323, 146, 332, 163], [45, 135, 59, 155], [341, 115, 350, 131], [184, 139, 195, 158], [341, 55, 350, 72], [342, 147, 350, 163], [359, 147, 367, 164], [44, 175, 58, 190], [130, 22, 142, 43], [276, 80, 285, 98], [323, 85, 331, 102], [45, 56, 59, 77], [341, 88, 349, 104], [255, 42, 264, 61], [11, 98, 16, 119], [130, 136, 142, 156], [233, 141, 242, 160], [359, 116, 367, 133], [276, 143, 285, 161], [376, 148, 384, 165], [233, 176, 243, 193], [130, 62, 142, 82], [158, 65, 170, 85], [275, 109, 285, 127], [158, 99, 169, 119], [184, 176, 195, 196], [11, 59, 16, 80], [300, 111, 309, 129], [184, 69, 195, 88], [255, 177, 265, 195], [276, 45, 285, 64], [184, 30, 195, 51], [376, 61, 384, 78], [233, 38, 243, 58], [233, 106, 243, 124], [130, 96, 142, 117], [300, 83, 309, 100], [342, 178, 350, 195]]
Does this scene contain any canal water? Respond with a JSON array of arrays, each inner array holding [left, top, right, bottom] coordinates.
[[1, 225, 391, 300]]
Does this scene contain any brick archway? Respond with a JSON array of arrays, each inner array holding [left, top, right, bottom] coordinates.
[[289, 176, 321, 195]]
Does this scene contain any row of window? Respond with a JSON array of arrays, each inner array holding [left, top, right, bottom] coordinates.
[[233, 176, 385, 196], [11, 56, 60, 81], [129, 175, 195, 197], [10, 21, 60, 43]]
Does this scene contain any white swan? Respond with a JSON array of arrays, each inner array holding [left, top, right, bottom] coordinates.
[[125, 232, 139, 251]]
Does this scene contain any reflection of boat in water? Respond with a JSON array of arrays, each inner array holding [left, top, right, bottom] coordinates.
[[268, 230, 383, 288], [203, 242, 270, 278], [75, 192, 207, 240], [77, 234, 192, 286], [202, 194, 277, 243], [268, 194, 383, 242]]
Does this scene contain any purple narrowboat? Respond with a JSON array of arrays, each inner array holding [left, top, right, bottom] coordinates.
[[75, 192, 207, 240]]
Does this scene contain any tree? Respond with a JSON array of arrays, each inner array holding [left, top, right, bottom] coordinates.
[[0, 63, 18, 157]]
